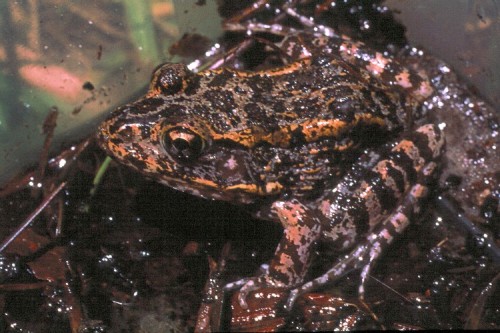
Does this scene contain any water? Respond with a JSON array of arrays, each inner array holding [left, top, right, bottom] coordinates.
[[0, 0, 222, 185]]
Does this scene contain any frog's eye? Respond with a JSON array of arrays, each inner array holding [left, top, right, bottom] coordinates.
[[162, 127, 206, 162], [148, 63, 190, 96]]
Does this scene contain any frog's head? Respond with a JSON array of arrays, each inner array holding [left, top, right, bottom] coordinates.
[[97, 63, 282, 204]]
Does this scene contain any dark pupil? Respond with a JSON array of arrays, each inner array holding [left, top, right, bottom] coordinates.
[[164, 129, 204, 161]]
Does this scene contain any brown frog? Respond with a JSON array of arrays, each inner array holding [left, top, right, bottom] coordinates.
[[97, 32, 445, 310]]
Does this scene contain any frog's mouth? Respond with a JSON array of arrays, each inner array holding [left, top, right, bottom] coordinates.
[[147, 147, 283, 205], [155, 177, 262, 204]]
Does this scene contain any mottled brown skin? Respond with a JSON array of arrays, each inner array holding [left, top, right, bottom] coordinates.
[[98, 32, 443, 309]]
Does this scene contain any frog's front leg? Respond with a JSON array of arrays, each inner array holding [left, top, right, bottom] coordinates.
[[235, 199, 322, 308]]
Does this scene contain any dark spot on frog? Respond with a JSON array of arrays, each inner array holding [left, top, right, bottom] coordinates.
[[409, 130, 435, 162], [391, 152, 418, 184], [105, 109, 133, 135], [207, 69, 236, 88], [290, 128, 307, 146], [327, 98, 356, 122], [112, 125, 134, 143], [202, 89, 237, 111], [271, 100, 287, 114], [385, 162, 407, 194], [244, 102, 267, 120], [368, 89, 404, 120], [348, 203, 370, 237], [183, 75, 202, 96], [138, 98, 165, 113], [372, 178, 398, 211], [160, 103, 189, 118], [204, 109, 240, 131], [284, 74, 312, 93], [291, 97, 320, 118], [140, 125, 151, 140]]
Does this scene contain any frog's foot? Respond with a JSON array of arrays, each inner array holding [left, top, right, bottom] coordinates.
[[227, 263, 273, 291], [223, 277, 251, 293], [224, 272, 290, 310], [223, 263, 271, 308], [283, 238, 374, 311], [223, 279, 253, 309]]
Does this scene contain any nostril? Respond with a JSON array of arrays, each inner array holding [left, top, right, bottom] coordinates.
[[118, 125, 134, 139]]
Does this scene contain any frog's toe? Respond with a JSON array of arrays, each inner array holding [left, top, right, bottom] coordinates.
[[237, 278, 261, 309], [223, 277, 250, 292], [223, 276, 265, 309], [284, 288, 300, 311]]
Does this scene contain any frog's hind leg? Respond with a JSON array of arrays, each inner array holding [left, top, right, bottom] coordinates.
[[285, 124, 444, 310], [285, 184, 429, 311]]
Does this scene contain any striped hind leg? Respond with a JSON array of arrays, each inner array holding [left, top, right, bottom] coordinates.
[[284, 181, 433, 309], [285, 124, 444, 310]]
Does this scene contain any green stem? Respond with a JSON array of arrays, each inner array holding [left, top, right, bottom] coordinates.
[[90, 156, 113, 196], [122, 0, 161, 65]]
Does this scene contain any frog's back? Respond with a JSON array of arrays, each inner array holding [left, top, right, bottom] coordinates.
[[98, 32, 437, 205], [169, 57, 409, 147]]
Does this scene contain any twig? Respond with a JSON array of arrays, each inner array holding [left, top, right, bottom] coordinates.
[[0, 181, 66, 253]]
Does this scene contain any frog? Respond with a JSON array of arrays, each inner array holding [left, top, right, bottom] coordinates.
[[97, 31, 445, 311]]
